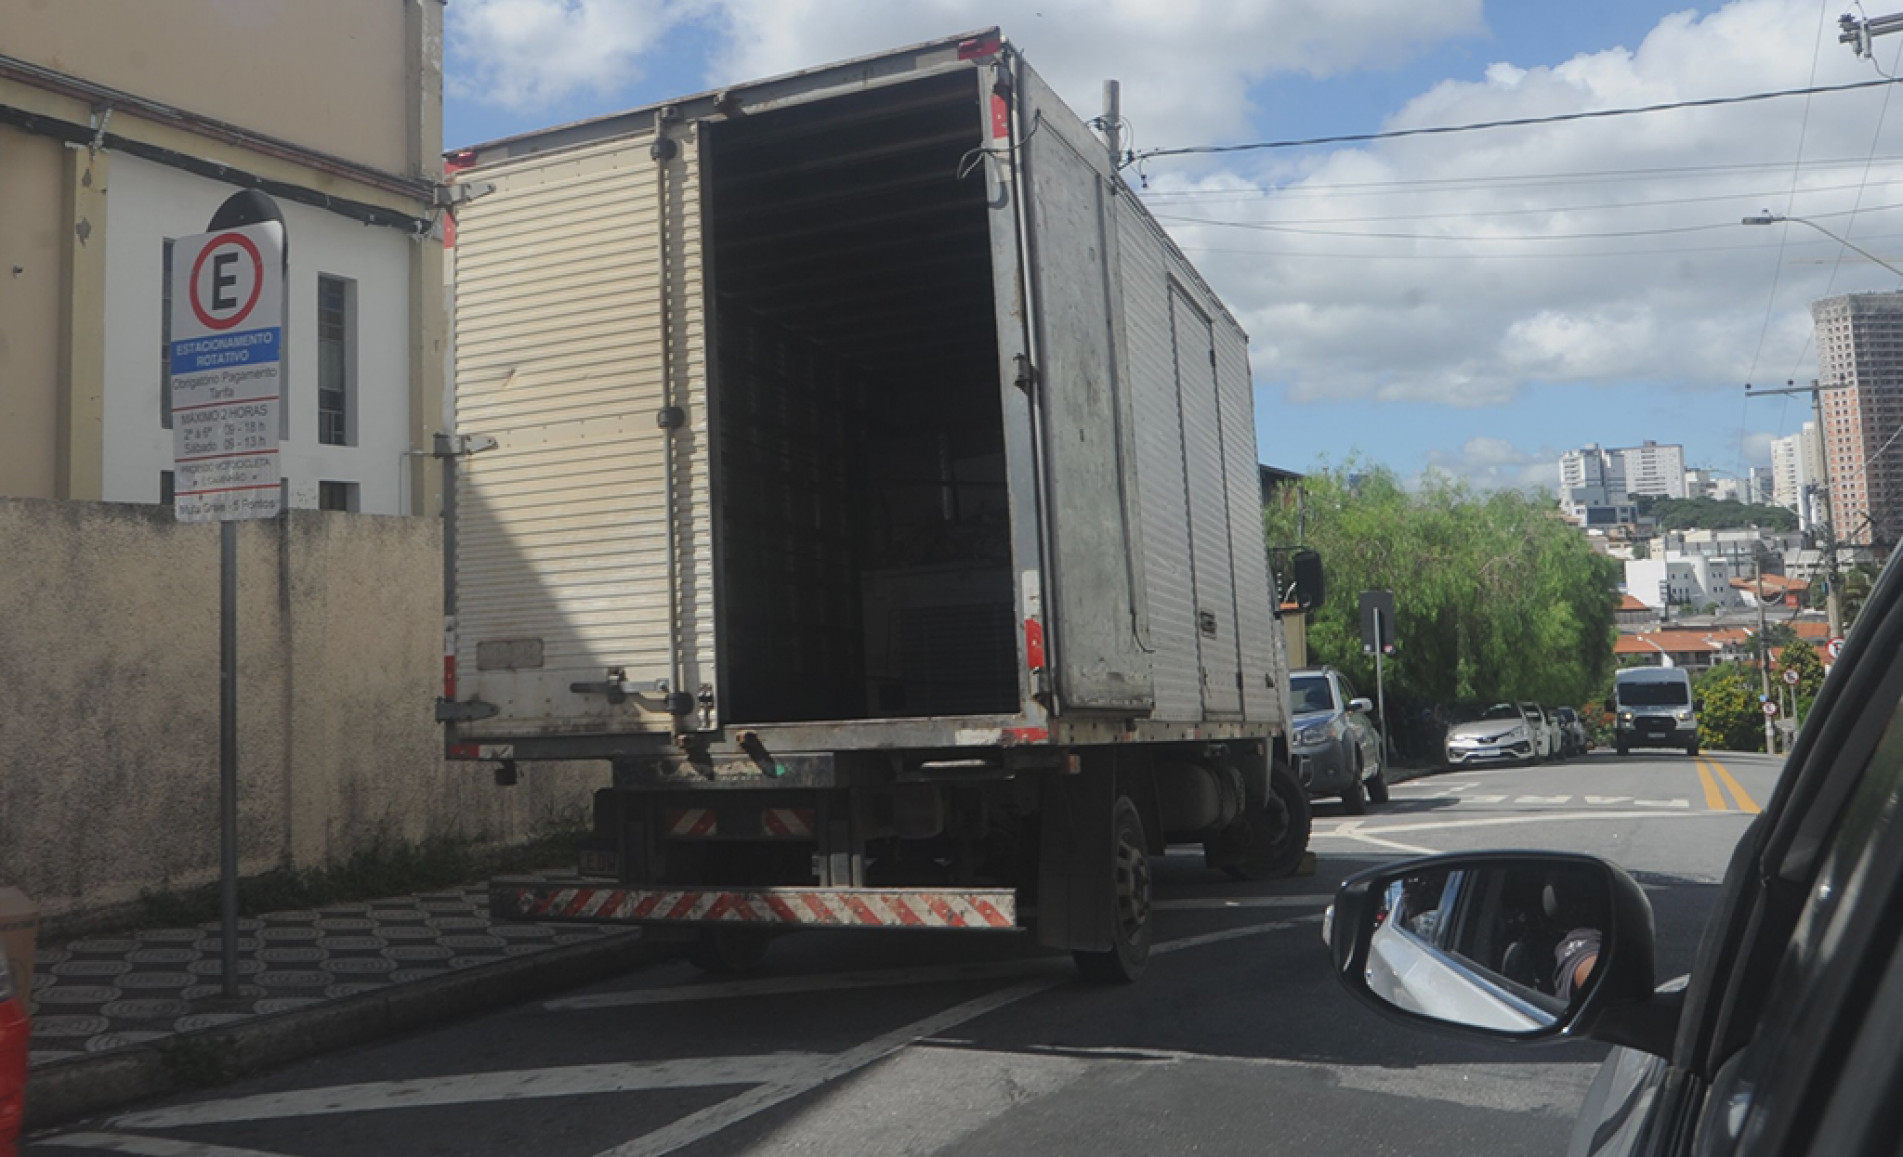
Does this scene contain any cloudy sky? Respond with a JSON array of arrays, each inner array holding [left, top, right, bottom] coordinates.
[[443, 0, 1903, 491]]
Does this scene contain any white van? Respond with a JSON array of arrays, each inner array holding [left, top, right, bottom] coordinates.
[[1611, 666, 1699, 756]]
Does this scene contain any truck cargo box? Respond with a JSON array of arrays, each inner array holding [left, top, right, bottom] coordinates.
[[444, 30, 1286, 759]]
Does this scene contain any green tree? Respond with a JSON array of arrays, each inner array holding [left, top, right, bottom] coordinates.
[[1778, 639, 1827, 727], [1264, 465, 1620, 710], [1696, 663, 1767, 753]]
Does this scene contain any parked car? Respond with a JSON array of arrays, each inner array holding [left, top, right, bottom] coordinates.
[[1443, 702, 1537, 768], [1327, 536, 1903, 1157], [1288, 666, 1387, 814], [0, 942, 26, 1155], [1518, 702, 1558, 762], [1552, 706, 1590, 757]]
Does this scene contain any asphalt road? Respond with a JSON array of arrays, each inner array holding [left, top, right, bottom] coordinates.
[[27, 750, 1780, 1157]]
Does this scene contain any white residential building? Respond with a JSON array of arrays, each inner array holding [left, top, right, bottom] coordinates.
[[1771, 421, 1825, 528], [1625, 555, 1737, 610], [1615, 441, 1688, 499], [1558, 444, 1636, 524]]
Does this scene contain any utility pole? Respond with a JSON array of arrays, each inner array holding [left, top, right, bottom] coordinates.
[[1102, 81, 1122, 175], [1745, 379, 1847, 636], [1755, 553, 1777, 755]]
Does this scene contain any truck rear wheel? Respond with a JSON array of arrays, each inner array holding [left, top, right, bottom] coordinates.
[[1072, 796, 1153, 984], [686, 926, 773, 975], [1211, 760, 1312, 881]]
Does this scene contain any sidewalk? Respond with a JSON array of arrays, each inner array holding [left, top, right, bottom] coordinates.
[[24, 875, 670, 1131]]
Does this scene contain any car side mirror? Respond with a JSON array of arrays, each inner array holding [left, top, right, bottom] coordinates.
[[1323, 852, 1668, 1052], [1693, 697, 1704, 712], [1347, 697, 1373, 714], [1603, 697, 1614, 713]]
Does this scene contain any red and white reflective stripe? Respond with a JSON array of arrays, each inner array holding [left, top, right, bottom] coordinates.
[[500, 886, 1018, 929], [762, 808, 815, 837], [666, 808, 717, 837]]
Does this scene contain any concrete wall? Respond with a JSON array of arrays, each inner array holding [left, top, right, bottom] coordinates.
[[0, 498, 600, 921], [0, 0, 427, 177], [0, 124, 63, 499]]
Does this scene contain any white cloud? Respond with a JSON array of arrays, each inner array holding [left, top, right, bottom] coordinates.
[[443, 0, 1903, 443], [447, 0, 693, 109], [704, 0, 1486, 149], [1424, 436, 1561, 490], [1166, 0, 1903, 409]]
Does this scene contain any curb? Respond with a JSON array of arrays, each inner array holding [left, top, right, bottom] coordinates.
[[25, 930, 673, 1133]]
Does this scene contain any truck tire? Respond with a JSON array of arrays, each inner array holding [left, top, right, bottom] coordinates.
[[1212, 760, 1312, 881], [1366, 763, 1390, 805], [686, 926, 773, 975], [1686, 739, 1700, 757], [1073, 796, 1153, 984], [1616, 739, 1629, 757]]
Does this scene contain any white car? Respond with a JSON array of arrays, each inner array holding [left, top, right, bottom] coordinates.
[[1443, 703, 1537, 768]]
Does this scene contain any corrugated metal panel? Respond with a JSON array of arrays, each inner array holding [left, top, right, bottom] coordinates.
[[1213, 317, 1283, 728], [1170, 286, 1243, 717], [1118, 206, 1203, 722], [452, 131, 711, 734], [1017, 62, 1154, 713]]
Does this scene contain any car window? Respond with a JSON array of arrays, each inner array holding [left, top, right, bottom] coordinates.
[[1290, 675, 1333, 714], [1482, 703, 1520, 721], [1618, 681, 1690, 707], [1701, 655, 1903, 1156]]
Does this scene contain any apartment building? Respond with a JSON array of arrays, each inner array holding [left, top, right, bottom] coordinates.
[[1812, 292, 1903, 547], [0, 0, 446, 515], [1614, 441, 1688, 500]]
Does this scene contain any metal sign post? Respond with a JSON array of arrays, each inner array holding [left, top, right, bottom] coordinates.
[[1360, 591, 1396, 765], [171, 191, 287, 998]]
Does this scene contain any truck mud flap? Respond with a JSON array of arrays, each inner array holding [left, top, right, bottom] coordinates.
[[492, 880, 1020, 931]]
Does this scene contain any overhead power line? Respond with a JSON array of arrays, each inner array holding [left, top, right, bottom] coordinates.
[[1128, 76, 1903, 166]]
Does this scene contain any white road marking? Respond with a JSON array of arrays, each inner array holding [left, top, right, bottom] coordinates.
[[546, 958, 1071, 1011], [92, 917, 1308, 1157], [111, 1057, 828, 1130], [1515, 794, 1573, 804], [1461, 795, 1509, 804], [1151, 894, 1331, 912], [1634, 799, 1691, 809], [592, 978, 1061, 1157], [1324, 821, 1440, 856], [37, 1134, 298, 1157], [1585, 796, 1632, 805], [1315, 809, 1745, 841]]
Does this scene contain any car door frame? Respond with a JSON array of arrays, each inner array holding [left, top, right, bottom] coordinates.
[[1573, 540, 1903, 1157]]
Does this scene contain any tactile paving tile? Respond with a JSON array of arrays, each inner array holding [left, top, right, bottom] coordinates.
[[28, 873, 614, 1067]]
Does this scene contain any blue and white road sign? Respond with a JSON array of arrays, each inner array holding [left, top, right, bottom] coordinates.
[[171, 221, 284, 522]]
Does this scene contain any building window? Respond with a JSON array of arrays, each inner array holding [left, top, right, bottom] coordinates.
[[161, 239, 175, 430], [317, 274, 355, 446], [318, 480, 359, 512]]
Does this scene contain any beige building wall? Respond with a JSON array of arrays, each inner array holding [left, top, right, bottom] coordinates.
[[0, 499, 601, 922], [0, 124, 63, 498], [0, 0, 431, 177]]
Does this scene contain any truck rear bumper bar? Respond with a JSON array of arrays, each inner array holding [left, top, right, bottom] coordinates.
[[492, 880, 1020, 931]]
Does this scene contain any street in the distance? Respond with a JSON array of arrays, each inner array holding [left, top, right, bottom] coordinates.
[[27, 752, 1766, 1157]]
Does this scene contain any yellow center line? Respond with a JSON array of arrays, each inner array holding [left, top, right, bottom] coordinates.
[[1694, 757, 1729, 811], [1707, 757, 1762, 814]]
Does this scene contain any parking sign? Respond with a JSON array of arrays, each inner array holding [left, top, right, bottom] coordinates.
[[170, 221, 283, 522]]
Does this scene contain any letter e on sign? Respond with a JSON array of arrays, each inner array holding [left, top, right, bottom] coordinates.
[[189, 232, 266, 331]]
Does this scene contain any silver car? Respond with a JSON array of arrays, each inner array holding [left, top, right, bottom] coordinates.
[[1443, 702, 1537, 768], [1289, 667, 1387, 813]]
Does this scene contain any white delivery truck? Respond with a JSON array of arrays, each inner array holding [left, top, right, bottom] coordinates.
[[438, 29, 1322, 982], [1611, 666, 1700, 756]]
